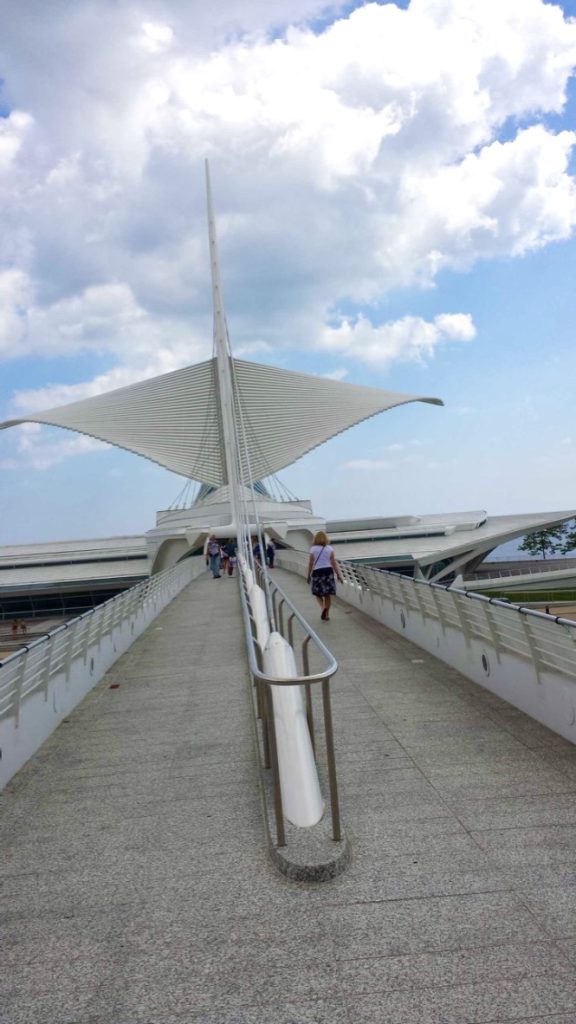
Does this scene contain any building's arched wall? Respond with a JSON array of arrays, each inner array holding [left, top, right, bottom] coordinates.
[[151, 538, 191, 575]]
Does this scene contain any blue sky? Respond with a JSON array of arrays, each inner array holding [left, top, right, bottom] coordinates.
[[1, 0, 576, 543]]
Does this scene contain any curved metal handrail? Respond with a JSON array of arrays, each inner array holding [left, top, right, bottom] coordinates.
[[241, 574, 337, 686], [0, 613, 92, 668], [238, 563, 341, 849]]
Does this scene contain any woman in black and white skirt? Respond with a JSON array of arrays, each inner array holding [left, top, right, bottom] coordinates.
[[306, 530, 343, 622]]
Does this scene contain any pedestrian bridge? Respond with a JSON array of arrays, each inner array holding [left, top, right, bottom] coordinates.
[[4, 564, 576, 1022]]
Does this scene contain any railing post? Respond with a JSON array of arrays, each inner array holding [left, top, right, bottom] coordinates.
[[41, 635, 55, 701], [82, 613, 94, 664], [451, 591, 473, 649], [302, 636, 315, 756], [519, 610, 543, 684], [322, 679, 342, 842], [484, 603, 503, 664], [265, 684, 286, 848], [13, 648, 28, 727], [429, 585, 447, 636], [93, 605, 107, 650], [254, 645, 271, 768], [64, 623, 75, 681], [254, 640, 263, 706], [259, 680, 271, 769]]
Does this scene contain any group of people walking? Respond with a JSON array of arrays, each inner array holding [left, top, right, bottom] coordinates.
[[206, 536, 238, 578], [206, 535, 276, 578], [206, 529, 343, 624]]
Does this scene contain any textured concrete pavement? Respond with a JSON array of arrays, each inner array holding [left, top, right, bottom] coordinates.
[[3, 566, 576, 1023]]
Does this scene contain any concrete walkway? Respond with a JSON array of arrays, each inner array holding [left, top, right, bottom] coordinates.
[[3, 567, 576, 1022]]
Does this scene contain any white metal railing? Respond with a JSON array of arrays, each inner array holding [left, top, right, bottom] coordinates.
[[278, 551, 576, 683], [0, 558, 203, 723]]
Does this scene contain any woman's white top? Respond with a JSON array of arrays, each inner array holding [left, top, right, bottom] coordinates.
[[309, 544, 334, 570]]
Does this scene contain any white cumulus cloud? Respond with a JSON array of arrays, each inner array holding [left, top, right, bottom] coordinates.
[[322, 367, 349, 380], [5, 423, 109, 471], [342, 457, 394, 470], [319, 312, 476, 367]]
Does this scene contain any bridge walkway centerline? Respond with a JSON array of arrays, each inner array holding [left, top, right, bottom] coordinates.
[[2, 568, 576, 1021]]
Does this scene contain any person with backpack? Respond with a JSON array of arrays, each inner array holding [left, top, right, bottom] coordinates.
[[206, 534, 222, 578]]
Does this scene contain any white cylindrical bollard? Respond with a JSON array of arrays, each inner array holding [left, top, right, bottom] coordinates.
[[249, 583, 270, 649], [263, 632, 324, 828]]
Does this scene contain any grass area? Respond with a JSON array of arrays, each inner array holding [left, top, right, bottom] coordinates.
[[482, 589, 576, 603]]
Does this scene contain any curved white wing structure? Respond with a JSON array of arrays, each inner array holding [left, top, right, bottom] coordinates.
[[1, 360, 222, 484], [0, 357, 442, 485], [232, 360, 442, 483]]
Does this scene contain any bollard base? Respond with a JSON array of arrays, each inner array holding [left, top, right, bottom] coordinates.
[[268, 816, 351, 882], [258, 751, 351, 882]]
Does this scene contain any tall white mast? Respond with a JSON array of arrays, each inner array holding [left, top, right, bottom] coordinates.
[[205, 160, 241, 514]]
